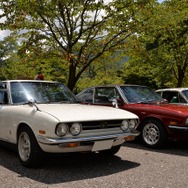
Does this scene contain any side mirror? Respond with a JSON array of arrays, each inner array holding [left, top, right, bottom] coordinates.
[[112, 98, 118, 108], [112, 98, 123, 108], [27, 99, 40, 111]]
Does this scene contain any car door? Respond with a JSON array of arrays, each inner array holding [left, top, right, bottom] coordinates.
[[0, 90, 8, 140], [93, 87, 122, 106]]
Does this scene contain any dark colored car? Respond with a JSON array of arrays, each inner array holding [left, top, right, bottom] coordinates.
[[77, 85, 188, 148]]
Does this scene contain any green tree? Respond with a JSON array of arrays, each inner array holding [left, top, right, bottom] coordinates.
[[0, 0, 156, 90], [76, 50, 126, 93], [124, 0, 188, 88]]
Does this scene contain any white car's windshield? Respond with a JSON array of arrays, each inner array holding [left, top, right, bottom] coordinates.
[[10, 82, 79, 104], [120, 85, 163, 103]]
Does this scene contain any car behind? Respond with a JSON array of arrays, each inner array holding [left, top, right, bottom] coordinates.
[[77, 84, 188, 148]]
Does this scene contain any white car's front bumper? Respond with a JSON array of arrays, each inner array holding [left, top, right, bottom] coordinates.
[[37, 131, 140, 153]]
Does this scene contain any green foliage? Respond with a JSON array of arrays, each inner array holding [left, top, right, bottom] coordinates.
[[0, 0, 187, 91], [0, 0, 153, 90], [122, 0, 188, 88], [75, 51, 125, 93]]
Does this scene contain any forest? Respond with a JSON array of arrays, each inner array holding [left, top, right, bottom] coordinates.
[[0, 0, 187, 92]]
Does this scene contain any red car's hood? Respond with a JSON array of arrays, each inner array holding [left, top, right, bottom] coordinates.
[[129, 103, 188, 114], [159, 103, 188, 114]]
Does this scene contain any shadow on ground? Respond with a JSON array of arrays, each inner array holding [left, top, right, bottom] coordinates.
[[0, 147, 140, 184], [123, 139, 188, 157]]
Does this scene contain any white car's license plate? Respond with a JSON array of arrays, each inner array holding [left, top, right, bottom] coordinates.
[[92, 139, 114, 151]]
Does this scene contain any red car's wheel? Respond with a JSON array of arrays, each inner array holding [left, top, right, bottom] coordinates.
[[141, 119, 167, 148]]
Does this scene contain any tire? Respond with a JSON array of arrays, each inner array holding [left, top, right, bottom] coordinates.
[[17, 126, 44, 168], [99, 145, 121, 156], [141, 119, 167, 148]]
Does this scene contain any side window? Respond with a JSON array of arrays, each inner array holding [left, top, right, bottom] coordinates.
[[77, 88, 93, 103], [0, 83, 6, 89], [0, 91, 8, 104], [95, 87, 120, 104], [162, 91, 179, 103], [179, 94, 187, 103]]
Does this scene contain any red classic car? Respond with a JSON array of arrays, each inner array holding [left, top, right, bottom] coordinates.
[[77, 85, 188, 148]]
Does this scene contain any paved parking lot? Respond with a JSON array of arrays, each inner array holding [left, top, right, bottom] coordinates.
[[0, 141, 188, 188]]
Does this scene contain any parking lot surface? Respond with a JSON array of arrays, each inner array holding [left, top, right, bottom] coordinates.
[[0, 141, 188, 188]]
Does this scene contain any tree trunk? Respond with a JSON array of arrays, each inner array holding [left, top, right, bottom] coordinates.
[[67, 62, 77, 91], [176, 66, 185, 87]]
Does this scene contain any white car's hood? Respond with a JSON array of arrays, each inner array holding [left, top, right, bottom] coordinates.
[[37, 103, 138, 122]]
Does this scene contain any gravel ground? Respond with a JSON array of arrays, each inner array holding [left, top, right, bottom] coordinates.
[[0, 141, 188, 188]]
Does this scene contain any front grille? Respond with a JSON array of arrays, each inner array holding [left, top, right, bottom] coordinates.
[[80, 120, 123, 130]]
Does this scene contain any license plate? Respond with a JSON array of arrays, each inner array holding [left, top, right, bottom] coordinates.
[[92, 139, 114, 152]]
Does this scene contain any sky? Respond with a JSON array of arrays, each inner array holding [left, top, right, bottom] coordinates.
[[0, 0, 164, 41]]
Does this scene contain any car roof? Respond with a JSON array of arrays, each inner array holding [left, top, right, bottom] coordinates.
[[156, 88, 188, 92], [1, 80, 59, 83]]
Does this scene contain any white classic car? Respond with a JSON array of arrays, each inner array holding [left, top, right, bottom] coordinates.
[[156, 88, 188, 104], [0, 80, 139, 168]]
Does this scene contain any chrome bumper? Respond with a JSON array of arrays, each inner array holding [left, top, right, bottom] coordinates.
[[37, 131, 140, 145]]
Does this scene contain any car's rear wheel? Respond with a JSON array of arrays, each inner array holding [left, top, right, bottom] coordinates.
[[17, 126, 44, 168], [99, 145, 121, 156], [141, 119, 167, 148]]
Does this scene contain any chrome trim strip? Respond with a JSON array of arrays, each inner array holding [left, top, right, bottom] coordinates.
[[169, 125, 188, 131], [37, 131, 140, 145]]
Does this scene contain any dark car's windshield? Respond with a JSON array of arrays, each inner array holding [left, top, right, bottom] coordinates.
[[10, 82, 79, 104], [120, 85, 163, 103]]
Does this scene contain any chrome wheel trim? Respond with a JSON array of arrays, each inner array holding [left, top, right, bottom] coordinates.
[[18, 132, 31, 162], [143, 123, 160, 145]]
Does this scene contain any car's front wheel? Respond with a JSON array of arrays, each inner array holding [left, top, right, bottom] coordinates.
[[17, 126, 44, 168], [141, 119, 167, 148]]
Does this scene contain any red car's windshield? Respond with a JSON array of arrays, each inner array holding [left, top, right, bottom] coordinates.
[[120, 86, 163, 103]]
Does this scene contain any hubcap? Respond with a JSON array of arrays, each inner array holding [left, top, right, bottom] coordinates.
[[18, 132, 31, 161], [143, 123, 160, 145]]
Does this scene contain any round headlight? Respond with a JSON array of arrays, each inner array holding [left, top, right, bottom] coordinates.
[[56, 123, 68, 136], [129, 119, 137, 130], [121, 120, 129, 132], [70, 123, 82, 136]]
